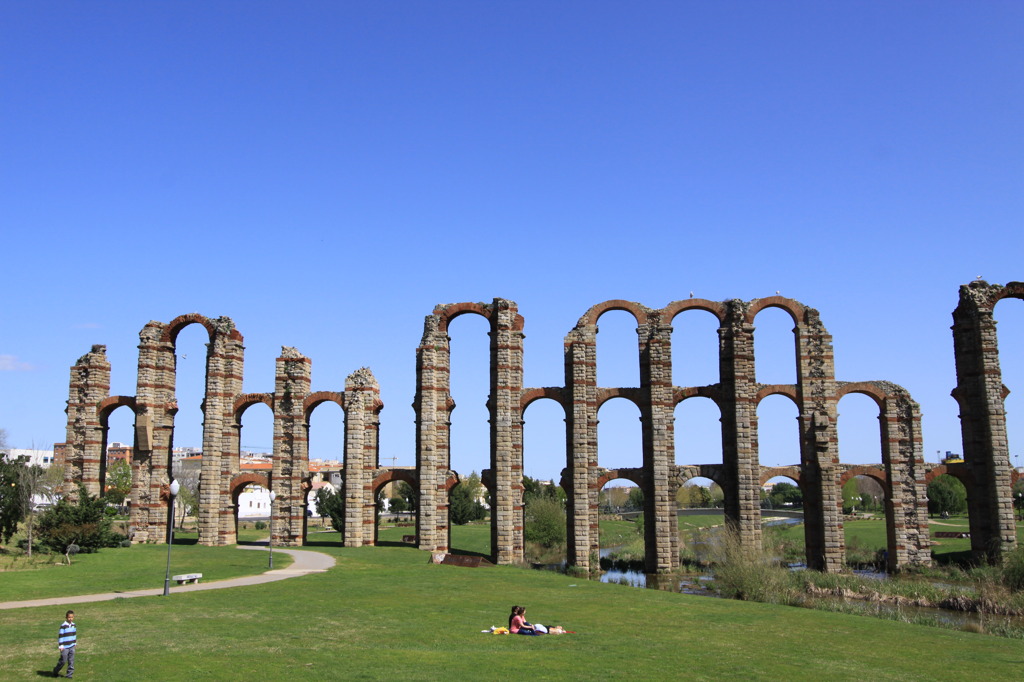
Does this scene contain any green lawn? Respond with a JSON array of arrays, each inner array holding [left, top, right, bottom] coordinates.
[[2, 542, 1023, 680], [0, 540, 292, 602]]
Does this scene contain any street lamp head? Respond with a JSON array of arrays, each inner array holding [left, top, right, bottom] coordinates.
[[169, 480, 180, 497], [269, 490, 276, 503]]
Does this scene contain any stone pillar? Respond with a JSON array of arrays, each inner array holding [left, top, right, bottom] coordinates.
[[63, 345, 110, 499], [198, 317, 244, 546], [272, 347, 311, 547], [490, 299, 525, 565], [718, 300, 762, 552], [564, 326, 599, 571], [952, 281, 1018, 562], [879, 387, 930, 570], [414, 314, 452, 553], [794, 308, 842, 571], [639, 313, 677, 572], [343, 367, 382, 547], [133, 321, 176, 544]]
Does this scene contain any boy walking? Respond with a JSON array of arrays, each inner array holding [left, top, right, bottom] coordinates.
[[53, 609, 76, 678]]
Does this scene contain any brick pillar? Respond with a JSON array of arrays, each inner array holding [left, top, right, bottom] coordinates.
[[490, 299, 525, 565], [198, 317, 244, 546], [343, 367, 382, 547], [273, 347, 311, 547], [415, 314, 452, 553], [794, 308, 842, 571], [221, 416, 242, 545], [134, 321, 176, 544], [639, 313, 677, 572], [63, 345, 110, 500], [879, 387, 930, 569], [952, 281, 1018, 562], [718, 300, 761, 552], [564, 326, 599, 571]]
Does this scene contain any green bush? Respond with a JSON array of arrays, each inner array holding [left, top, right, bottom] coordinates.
[[523, 497, 566, 548], [254, 521, 267, 530], [34, 484, 116, 554], [1002, 545, 1024, 592]]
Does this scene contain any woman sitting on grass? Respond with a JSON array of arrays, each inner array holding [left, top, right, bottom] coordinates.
[[509, 605, 541, 635]]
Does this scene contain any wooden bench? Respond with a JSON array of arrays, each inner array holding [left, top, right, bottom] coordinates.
[[171, 573, 203, 585]]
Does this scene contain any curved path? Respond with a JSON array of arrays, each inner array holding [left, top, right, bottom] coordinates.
[[0, 547, 335, 611]]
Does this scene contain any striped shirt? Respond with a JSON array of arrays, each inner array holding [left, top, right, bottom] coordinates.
[[58, 620, 76, 648]]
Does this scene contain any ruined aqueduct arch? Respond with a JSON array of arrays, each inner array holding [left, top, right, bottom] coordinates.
[[59, 280, 1022, 572]]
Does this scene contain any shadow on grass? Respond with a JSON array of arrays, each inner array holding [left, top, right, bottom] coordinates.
[[933, 549, 975, 567], [302, 538, 344, 548], [449, 547, 490, 559]]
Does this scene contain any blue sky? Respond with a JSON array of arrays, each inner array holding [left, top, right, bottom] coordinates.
[[2, 2, 1022, 484]]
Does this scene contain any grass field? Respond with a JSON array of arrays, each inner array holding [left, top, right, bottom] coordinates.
[[4, 539, 1024, 681]]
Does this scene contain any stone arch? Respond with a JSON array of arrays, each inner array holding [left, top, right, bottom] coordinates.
[[673, 385, 723, 408], [836, 382, 887, 409], [160, 313, 244, 345], [521, 387, 566, 411], [234, 393, 273, 419], [596, 388, 643, 410], [373, 468, 418, 491], [98, 395, 137, 419], [303, 391, 345, 419], [759, 466, 802, 487], [230, 471, 270, 496], [432, 302, 492, 334], [745, 296, 804, 326], [754, 385, 799, 407], [662, 299, 727, 325], [839, 465, 887, 489], [596, 468, 644, 489], [96, 397, 138, 499], [577, 299, 651, 327], [924, 463, 973, 487]]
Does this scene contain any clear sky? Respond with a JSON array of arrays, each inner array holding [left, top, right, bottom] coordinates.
[[2, 2, 1022, 485]]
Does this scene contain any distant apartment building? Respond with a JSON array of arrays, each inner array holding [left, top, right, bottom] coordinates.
[[3, 448, 56, 467]]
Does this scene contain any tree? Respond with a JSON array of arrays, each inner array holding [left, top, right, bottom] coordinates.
[[626, 487, 644, 511], [0, 456, 24, 544], [16, 461, 50, 556], [449, 471, 487, 525], [171, 462, 200, 529], [398, 482, 418, 514], [769, 482, 802, 508], [104, 459, 132, 505], [927, 474, 968, 517], [35, 484, 116, 555], [388, 496, 408, 513], [523, 497, 566, 548], [315, 486, 344, 533]]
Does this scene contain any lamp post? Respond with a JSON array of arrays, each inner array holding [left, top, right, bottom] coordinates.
[[162, 479, 181, 596], [268, 490, 276, 569]]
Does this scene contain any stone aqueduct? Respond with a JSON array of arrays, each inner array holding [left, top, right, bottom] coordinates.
[[59, 280, 1024, 573]]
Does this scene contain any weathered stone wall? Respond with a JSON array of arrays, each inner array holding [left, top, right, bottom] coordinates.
[[343, 367, 381, 547], [273, 346, 311, 547], [59, 281, 1018, 572], [951, 280, 1024, 563], [62, 345, 110, 499]]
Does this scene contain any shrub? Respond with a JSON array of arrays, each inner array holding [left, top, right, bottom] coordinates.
[[254, 521, 267, 530], [35, 484, 115, 554], [1003, 545, 1024, 592], [524, 498, 566, 548], [709, 527, 798, 604]]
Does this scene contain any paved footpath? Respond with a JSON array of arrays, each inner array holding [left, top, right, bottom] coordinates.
[[0, 546, 336, 611]]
